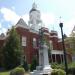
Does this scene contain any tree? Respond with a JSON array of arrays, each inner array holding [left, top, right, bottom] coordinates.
[[30, 57, 38, 71], [67, 32, 75, 54], [65, 32, 75, 62], [0, 48, 4, 68], [3, 27, 22, 70]]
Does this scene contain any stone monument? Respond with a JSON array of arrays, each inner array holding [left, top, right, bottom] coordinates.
[[30, 28, 52, 75]]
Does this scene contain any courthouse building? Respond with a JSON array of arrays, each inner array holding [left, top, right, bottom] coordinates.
[[0, 3, 72, 64]]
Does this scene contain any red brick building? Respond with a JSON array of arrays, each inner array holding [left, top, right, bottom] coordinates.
[[0, 3, 72, 64]]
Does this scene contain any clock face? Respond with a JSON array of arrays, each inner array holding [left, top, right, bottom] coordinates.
[[30, 11, 41, 24]]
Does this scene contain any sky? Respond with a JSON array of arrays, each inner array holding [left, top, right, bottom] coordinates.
[[0, 0, 75, 37]]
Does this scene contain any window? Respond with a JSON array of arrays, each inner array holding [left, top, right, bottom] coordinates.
[[49, 40, 53, 50], [33, 38, 37, 48], [22, 36, 26, 46]]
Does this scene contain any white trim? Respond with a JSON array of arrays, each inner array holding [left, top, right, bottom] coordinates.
[[50, 31, 57, 34], [49, 35, 58, 38], [44, 32, 50, 36], [22, 36, 26, 46], [15, 24, 30, 29], [33, 38, 37, 48], [29, 29, 39, 34], [51, 50, 63, 54], [0, 37, 6, 40], [0, 36, 6, 40]]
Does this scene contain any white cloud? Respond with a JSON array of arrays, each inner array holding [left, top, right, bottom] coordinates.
[[1, 7, 72, 37], [0, 7, 20, 24], [22, 13, 55, 31], [2, 28, 7, 33], [0, 7, 29, 25], [0, 7, 56, 35], [0, 23, 6, 34], [0, 27, 7, 34], [64, 18, 75, 36], [11, 6, 15, 10], [41, 12, 55, 27], [22, 14, 29, 24], [0, 31, 2, 34], [0, 7, 73, 37], [8, 24, 12, 29], [0, 23, 2, 28], [0, 7, 55, 26], [22, 12, 55, 27]]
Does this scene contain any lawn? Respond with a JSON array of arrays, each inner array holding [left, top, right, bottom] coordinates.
[[0, 71, 30, 75], [0, 71, 10, 75]]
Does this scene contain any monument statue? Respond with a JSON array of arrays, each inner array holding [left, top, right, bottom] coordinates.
[[31, 28, 52, 75]]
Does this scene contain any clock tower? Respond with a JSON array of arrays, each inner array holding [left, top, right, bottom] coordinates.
[[29, 3, 42, 31]]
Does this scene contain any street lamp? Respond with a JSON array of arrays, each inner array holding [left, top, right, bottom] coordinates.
[[59, 22, 68, 75]]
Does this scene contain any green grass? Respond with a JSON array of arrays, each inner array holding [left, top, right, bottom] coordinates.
[[0, 66, 29, 75], [0, 71, 30, 75], [0, 71, 10, 75]]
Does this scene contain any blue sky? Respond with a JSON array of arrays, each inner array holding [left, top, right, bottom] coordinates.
[[0, 0, 75, 37]]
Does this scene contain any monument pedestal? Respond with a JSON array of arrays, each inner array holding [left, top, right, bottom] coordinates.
[[30, 65, 52, 75], [30, 43, 52, 75]]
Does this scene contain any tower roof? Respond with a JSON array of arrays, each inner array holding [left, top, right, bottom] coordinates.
[[16, 18, 27, 25], [15, 18, 29, 29], [30, 3, 39, 13], [32, 2, 37, 9], [0, 33, 5, 40]]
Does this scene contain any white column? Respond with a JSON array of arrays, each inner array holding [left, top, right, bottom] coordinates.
[[43, 44, 49, 66]]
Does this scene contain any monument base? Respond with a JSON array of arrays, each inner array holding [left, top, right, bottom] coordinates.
[[30, 65, 52, 75]]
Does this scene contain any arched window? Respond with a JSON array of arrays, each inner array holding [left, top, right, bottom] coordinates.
[[33, 38, 37, 48]]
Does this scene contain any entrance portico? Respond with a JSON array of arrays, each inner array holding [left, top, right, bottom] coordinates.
[[51, 50, 64, 64]]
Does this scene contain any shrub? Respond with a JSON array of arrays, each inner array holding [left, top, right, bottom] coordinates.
[[68, 61, 75, 75], [68, 61, 75, 68], [10, 67, 25, 75], [51, 69, 66, 75], [51, 69, 58, 75], [51, 63, 65, 70], [30, 57, 38, 71], [22, 61, 29, 72], [68, 68, 75, 75], [57, 69, 66, 75]]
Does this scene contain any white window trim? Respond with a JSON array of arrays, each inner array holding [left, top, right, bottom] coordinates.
[[33, 38, 37, 48], [22, 36, 26, 46]]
